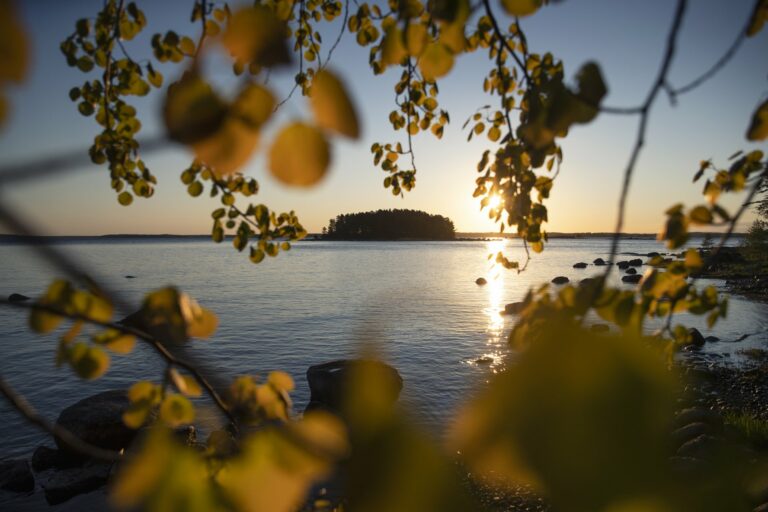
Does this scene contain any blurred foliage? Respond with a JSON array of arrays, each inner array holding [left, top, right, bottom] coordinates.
[[0, 0, 766, 510]]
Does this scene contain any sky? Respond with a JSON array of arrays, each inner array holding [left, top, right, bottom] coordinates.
[[0, 0, 766, 235]]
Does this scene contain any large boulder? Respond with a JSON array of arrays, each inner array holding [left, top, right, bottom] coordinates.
[[622, 274, 642, 284], [306, 360, 402, 414], [627, 258, 643, 267], [551, 276, 569, 285], [42, 462, 111, 505], [55, 390, 136, 458], [31, 445, 80, 472], [0, 459, 34, 493], [593, 258, 606, 266]]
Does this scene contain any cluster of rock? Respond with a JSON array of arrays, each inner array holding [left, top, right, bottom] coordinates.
[[1, 360, 403, 505]]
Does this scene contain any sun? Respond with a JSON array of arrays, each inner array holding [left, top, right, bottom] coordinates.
[[487, 194, 502, 210]]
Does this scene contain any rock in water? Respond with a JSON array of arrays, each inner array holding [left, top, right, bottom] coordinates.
[[573, 262, 588, 269], [551, 276, 569, 285], [617, 261, 630, 269], [0, 459, 34, 493], [503, 302, 525, 315], [31, 446, 79, 472], [627, 258, 643, 267], [54, 390, 135, 458], [42, 462, 111, 505], [625, 267, 637, 275], [7, 293, 30, 303], [475, 277, 487, 285], [593, 258, 606, 266], [306, 360, 402, 414], [688, 328, 706, 347], [622, 274, 642, 284], [590, 323, 610, 333]]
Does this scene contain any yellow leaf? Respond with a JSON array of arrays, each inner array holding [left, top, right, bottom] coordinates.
[[93, 328, 136, 354], [684, 248, 703, 272], [269, 122, 331, 186], [122, 403, 153, 429], [159, 394, 195, 427], [747, 0, 768, 36], [0, 0, 28, 83], [500, 0, 542, 17], [268, 371, 295, 392], [381, 26, 407, 67], [67, 342, 110, 380], [746, 98, 768, 141], [193, 117, 259, 175], [309, 70, 360, 139], [184, 305, 218, 339], [170, 368, 203, 397], [232, 83, 275, 129], [418, 43, 454, 81], [222, 6, 290, 67], [29, 308, 63, 334], [179, 36, 196, 55], [405, 23, 428, 56], [164, 73, 228, 145]]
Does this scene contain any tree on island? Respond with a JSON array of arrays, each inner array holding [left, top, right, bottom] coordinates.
[[324, 209, 455, 240], [0, 1, 766, 511]]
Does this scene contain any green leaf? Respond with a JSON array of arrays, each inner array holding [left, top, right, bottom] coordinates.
[[188, 182, 203, 197], [309, 70, 360, 139], [269, 122, 331, 186]]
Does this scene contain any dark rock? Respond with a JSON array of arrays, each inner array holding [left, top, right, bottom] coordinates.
[[671, 422, 711, 446], [688, 328, 706, 347], [475, 356, 493, 365], [306, 360, 402, 414], [580, 278, 596, 285], [622, 274, 642, 284], [590, 323, 609, 333], [674, 408, 722, 430], [668, 456, 707, 475], [31, 446, 79, 472], [55, 390, 136, 459], [551, 276, 569, 285], [573, 262, 588, 269], [42, 462, 111, 505], [677, 434, 720, 459], [625, 267, 637, 275], [0, 459, 34, 493], [124, 275, 136, 279], [475, 277, 487, 285], [704, 336, 719, 342], [593, 258, 606, 266], [617, 261, 630, 270], [627, 258, 643, 267], [503, 302, 524, 315], [646, 252, 660, 258], [8, 293, 30, 303]]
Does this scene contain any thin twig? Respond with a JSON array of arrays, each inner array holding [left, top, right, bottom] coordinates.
[[482, 0, 531, 88], [0, 298, 239, 432], [0, 376, 122, 462], [605, 0, 688, 279]]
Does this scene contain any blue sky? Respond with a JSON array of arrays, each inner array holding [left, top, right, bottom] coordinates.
[[0, 0, 766, 235]]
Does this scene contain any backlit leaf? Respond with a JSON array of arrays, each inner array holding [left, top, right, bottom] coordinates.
[[746, 98, 768, 141], [223, 6, 290, 67], [67, 342, 110, 380], [500, 0, 542, 17], [159, 394, 195, 427], [170, 368, 203, 397], [164, 73, 228, 145], [309, 70, 360, 139], [269, 122, 331, 186], [747, 0, 768, 36], [419, 43, 454, 81]]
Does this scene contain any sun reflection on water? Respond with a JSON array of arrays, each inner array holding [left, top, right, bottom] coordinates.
[[471, 239, 509, 371]]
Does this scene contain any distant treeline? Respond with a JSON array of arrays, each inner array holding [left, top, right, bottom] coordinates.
[[323, 209, 455, 240]]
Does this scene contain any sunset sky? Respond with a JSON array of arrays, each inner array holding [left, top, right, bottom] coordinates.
[[0, 0, 765, 235]]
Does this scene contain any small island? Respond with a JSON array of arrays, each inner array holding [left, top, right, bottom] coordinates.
[[323, 209, 456, 240]]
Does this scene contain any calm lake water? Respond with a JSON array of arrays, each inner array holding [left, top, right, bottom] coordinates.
[[0, 237, 766, 459]]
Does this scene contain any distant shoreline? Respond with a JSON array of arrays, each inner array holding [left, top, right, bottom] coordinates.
[[0, 232, 743, 243]]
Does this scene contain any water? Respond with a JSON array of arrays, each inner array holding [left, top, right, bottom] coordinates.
[[0, 237, 766, 459]]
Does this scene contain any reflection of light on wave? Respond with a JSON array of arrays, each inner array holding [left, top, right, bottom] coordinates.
[[478, 239, 506, 369]]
